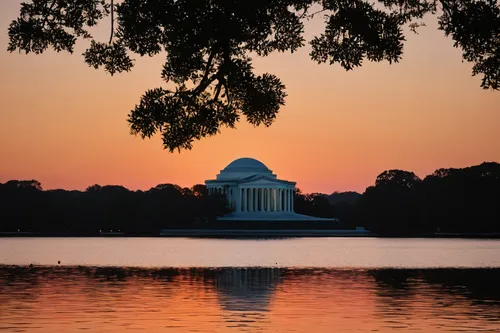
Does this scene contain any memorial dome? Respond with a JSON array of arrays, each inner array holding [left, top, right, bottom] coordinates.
[[216, 158, 274, 180], [224, 158, 269, 172]]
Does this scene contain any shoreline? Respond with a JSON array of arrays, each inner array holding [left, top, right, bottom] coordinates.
[[1, 230, 500, 238]]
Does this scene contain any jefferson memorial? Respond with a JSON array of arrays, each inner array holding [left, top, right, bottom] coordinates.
[[205, 158, 333, 221]]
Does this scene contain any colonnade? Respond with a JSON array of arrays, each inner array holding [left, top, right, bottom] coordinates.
[[208, 186, 294, 213]]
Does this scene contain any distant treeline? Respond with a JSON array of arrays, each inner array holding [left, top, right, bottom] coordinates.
[[0, 162, 499, 235], [0, 183, 230, 234], [356, 162, 500, 235], [0, 181, 354, 234]]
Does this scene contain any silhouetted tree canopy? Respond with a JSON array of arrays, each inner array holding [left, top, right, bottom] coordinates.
[[375, 169, 421, 188], [0, 182, 230, 234], [294, 191, 337, 218], [327, 191, 361, 204], [7, 0, 500, 151], [356, 162, 500, 235]]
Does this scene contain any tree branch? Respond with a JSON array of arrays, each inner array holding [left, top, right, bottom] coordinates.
[[221, 78, 231, 106], [192, 50, 216, 94], [212, 80, 223, 102], [109, 0, 114, 44], [220, 46, 232, 105], [298, 8, 309, 19], [307, 9, 328, 19]]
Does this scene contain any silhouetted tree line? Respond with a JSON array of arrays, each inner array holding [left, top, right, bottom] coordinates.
[[0, 182, 229, 234], [294, 189, 361, 225], [1, 162, 499, 235], [0, 180, 354, 234], [356, 162, 500, 235]]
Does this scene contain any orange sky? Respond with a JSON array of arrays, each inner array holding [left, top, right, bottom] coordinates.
[[1, 2, 499, 194]]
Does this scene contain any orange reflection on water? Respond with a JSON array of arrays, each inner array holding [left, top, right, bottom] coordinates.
[[1, 267, 499, 332]]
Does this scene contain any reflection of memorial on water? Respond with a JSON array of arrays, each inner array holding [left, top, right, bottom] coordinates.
[[0, 266, 499, 332], [214, 268, 283, 329]]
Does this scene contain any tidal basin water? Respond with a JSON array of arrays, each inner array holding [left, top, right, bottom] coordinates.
[[0, 238, 499, 332]]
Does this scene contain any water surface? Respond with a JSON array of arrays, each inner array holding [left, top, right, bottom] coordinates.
[[1, 237, 499, 268], [1, 237, 499, 332]]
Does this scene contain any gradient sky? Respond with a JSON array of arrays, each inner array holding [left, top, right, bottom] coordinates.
[[1, 2, 499, 194]]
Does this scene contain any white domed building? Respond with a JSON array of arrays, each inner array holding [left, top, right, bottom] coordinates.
[[205, 158, 333, 221]]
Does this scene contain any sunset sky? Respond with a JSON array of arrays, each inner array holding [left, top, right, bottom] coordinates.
[[1, 1, 499, 194]]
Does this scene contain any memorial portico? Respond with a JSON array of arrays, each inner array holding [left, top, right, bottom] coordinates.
[[205, 158, 332, 222], [206, 158, 295, 213]]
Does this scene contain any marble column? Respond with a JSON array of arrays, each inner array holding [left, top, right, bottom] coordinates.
[[248, 188, 251, 212], [270, 189, 273, 211], [266, 188, 270, 212], [277, 189, 280, 211], [260, 188, 264, 212], [263, 188, 265, 211], [254, 188, 258, 211], [263, 188, 266, 212], [242, 188, 246, 212], [236, 188, 241, 212], [284, 189, 287, 212], [277, 189, 280, 212], [252, 188, 256, 211], [270, 189, 273, 212], [269, 188, 273, 212], [275, 189, 278, 211], [274, 189, 278, 211], [283, 189, 286, 212], [286, 189, 290, 212], [249, 189, 253, 212], [262, 188, 266, 211], [285, 189, 290, 212], [291, 189, 294, 212], [281, 189, 284, 212]]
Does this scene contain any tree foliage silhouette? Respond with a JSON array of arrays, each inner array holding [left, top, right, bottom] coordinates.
[[0, 182, 230, 233], [7, 0, 500, 151], [356, 162, 500, 235]]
